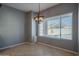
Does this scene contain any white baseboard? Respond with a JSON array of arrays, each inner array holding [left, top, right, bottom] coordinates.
[[0, 42, 28, 50], [38, 42, 78, 55]]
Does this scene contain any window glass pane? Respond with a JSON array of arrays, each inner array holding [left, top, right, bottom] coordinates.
[[61, 15, 72, 40], [47, 17, 60, 38]]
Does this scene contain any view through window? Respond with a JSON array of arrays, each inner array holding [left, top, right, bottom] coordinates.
[[39, 13, 72, 40]]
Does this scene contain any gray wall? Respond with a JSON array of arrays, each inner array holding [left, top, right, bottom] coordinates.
[[38, 3, 78, 52], [26, 12, 32, 42], [26, 11, 36, 42], [0, 5, 26, 48]]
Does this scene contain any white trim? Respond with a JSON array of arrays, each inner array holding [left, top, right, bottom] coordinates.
[[0, 42, 29, 50], [38, 42, 78, 55]]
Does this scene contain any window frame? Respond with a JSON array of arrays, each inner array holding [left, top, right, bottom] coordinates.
[[38, 13, 73, 40]]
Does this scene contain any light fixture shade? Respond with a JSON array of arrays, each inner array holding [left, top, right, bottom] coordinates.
[[34, 15, 44, 23]]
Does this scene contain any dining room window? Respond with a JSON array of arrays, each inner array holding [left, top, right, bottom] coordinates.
[[39, 13, 72, 40]]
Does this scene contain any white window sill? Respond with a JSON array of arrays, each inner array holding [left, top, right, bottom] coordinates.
[[38, 35, 72, 40]]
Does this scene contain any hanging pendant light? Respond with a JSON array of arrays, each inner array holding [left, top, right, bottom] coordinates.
[[34, 3, 44, 24]]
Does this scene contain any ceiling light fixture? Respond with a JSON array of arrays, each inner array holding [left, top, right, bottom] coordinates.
[[34, 3, 44, 24]]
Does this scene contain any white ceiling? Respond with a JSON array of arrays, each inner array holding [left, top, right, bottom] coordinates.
[[4, 3, 59, 12]]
